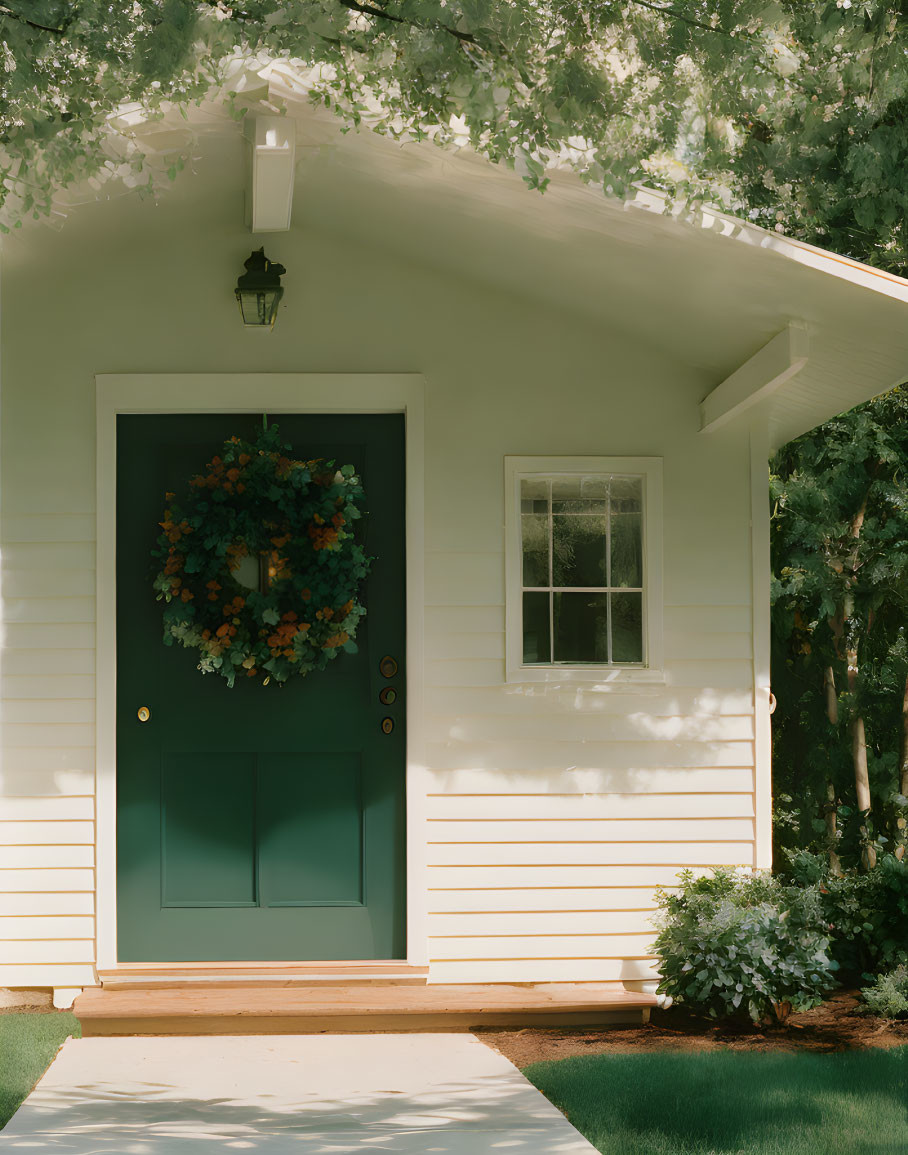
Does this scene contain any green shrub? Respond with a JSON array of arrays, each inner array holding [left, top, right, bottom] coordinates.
[[861, 965, 908, 1019], [652, 868, 836, 1023], [786, 851, 908, 980]]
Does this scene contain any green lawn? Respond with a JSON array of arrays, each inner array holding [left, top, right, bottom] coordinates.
[[523, 1048, 908, 1155], [0, 1012, 81, 1129]]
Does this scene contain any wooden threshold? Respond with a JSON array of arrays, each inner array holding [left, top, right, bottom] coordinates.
[[75, 983, 656, 1035], [98, 962, 429, 990]]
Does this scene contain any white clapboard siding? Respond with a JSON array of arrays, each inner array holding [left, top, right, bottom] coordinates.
[[2, 625, 96, 652], [0, 769, 95, 796], [1, 514, 96, 543], [426, 740, 753, 771], [1, 542, 95, 572], [429, 934, 657, 961], [0, 821, 95, 845], [0, 963, 96, 986], [428, 864, 714, 888], [426, 794, 755, 820], [1, 699, 95, 725], [427, 818, 755, 842], [2, 939, 95, 964], [0, 845, 94, 869], [428, 712, 753, 743], [426, 552, 504, 605], [2, 570, 96, 598], [0, 892, 94, 916], [425, 686, 755, 717], [430, 632, 505, 661], [1, 648, 95, 676], [1, 598, 95, 624], [663, 631, 751, 660], [428, 959, 660, 984], [0, 747, 95, 773], [1, 674, 95, 699], [426, 767, 754, 794], [1, 724, 95, 749], [427, 843, 755, 867], [0, 869, 95, 892], [427, 657, 754, 690], [428, 887, 665, 913], [0, 796, 94, 821], [0, 915, 94, 939], [663, 605, 752, 634], [429, 911, 658, 936]]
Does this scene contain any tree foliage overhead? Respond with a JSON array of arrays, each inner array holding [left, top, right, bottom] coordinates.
[[3, 1, 908, 266]]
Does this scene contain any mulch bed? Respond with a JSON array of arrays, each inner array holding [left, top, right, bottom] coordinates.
[[477, 990, 908, 1068]]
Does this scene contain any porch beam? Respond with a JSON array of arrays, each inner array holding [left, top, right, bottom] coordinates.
[[700, 322, 809, 433]]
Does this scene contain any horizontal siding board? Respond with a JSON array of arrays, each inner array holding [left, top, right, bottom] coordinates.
[[0, 915, 94, 939], [663, 631, 751, 660], [0, 769, 95, 796], [428, 632, 505, 661], [0, 845, 94, 869], [2, 570, 96, 598], [1, 649, 95, 676], [0, 963, 96, 986], [425, 740, 754, 771], [428, 865, 702, 888], [663, 605, 751, 634], [426, 768, 754, 794], [427, 818, 755, 842], [0, 892, 94, 915], [426, 794, 755, 820], [429, 933, 657, 960], [428, 887, 667, 913], [425, 687, 755, 717], [2, 939, 95, 964], [428, 911, 658, 936], [427, 959, 660, 983], [0, 821, 94, 845], [0, 868, 95, 892], [0, 796, 94, 821], [2, 598, 95, 625], [427, 842, 755, 867], [1, 699, 95, 725], [1, 674, 95, 698], [426, 606, 505, 637], [1, 542, 95, 572], [427, 658, 753, 690], [1, 514, 95, 543], [1, 724, 95, 749], [1, 626, 96, 654], [427, 713, 754, 743]]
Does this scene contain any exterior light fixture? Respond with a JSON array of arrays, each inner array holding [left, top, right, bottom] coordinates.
[[234, 248, 286, 329]]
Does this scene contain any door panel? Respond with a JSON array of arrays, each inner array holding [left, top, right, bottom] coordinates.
[[116, 413, 406, 961]]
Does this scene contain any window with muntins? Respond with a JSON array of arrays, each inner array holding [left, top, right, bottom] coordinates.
[[505, 457, 663, 682]]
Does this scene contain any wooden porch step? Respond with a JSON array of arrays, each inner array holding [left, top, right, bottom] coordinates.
[[75, 983, 656, 1035], [98, 962, 429, 990]]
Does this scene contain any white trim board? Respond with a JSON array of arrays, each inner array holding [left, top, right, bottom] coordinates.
[[95, 373, 427, 972]]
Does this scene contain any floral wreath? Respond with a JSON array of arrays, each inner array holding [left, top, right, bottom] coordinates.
[[152, 424, 372, 687]]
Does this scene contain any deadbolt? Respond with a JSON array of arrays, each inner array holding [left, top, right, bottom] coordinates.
[[137, 706, 151, 723], [379, 656, 398, 678], [379, 686, 397, 706], [381, 717, 394, 735]]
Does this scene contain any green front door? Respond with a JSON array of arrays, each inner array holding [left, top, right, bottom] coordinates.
[[116, 414, 406, 961]]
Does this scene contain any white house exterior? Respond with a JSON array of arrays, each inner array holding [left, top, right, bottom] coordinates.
[[3, 99, 908, 1009]]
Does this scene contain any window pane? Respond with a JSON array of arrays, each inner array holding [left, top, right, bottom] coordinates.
[[552, 476, 609, 505], [521, 514, 549, 586], [523, 592, 551, 663], [610, 512, 643, 587], [552, 507, 608, 587], [521, 478, 549, 515], [611, 592, 643, 663], [610, 477, 643, 514], [553, 592, 609, 663]]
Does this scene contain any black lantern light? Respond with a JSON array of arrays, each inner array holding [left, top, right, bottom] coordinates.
[[235, 248, 286, 329]]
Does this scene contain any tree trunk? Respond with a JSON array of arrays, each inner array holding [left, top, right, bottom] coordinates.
[[823, 666, 843, 875], [843, 493, 875, 870]]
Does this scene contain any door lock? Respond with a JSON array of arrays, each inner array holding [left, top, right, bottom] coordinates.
[[137, 706, 151, 723]]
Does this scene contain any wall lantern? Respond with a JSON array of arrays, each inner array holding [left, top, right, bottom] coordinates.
[[234, 248, 286, 329]]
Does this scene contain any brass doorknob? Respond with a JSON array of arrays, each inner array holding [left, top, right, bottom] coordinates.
[[137, 706, 151, 723]]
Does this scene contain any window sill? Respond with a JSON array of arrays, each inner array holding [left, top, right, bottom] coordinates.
[[505, 665, 666, 686]]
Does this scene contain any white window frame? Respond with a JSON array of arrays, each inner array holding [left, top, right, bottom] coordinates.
[[505, 456, 664, 684]]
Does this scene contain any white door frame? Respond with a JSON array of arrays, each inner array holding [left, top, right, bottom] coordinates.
[[95, 373, 427, 971]]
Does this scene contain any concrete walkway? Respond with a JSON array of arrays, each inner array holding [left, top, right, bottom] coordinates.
[[2, 1033, 598, 1152]]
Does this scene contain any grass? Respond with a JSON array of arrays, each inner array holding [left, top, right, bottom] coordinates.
[[523, 1047, 908, 1155], [0, 1012, 81, 1130]]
